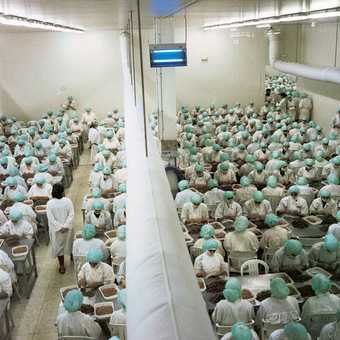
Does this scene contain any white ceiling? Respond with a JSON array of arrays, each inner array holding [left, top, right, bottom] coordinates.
[[0, 0, 339, 32]]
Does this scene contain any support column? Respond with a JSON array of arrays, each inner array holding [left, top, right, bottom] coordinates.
[[156, 18, 177, 154]]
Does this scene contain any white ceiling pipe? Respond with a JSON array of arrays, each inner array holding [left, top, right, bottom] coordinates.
[[267, 31, 340, 84]]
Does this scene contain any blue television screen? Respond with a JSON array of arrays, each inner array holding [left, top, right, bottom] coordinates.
[[150, 44, 187, 68]]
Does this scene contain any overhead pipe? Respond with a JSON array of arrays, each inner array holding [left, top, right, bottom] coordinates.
[[268, 30, 340, 84]]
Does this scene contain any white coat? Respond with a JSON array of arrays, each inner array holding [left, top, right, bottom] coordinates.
[[194, 252, 228, 277], [28, 183, 52, 198], [175, 189, 197, 209], [110, 239, 126, 259], [72, 238, 108, 259], [47, 197, 74, 257], [0, 268, 12, 297], [224, 230, 259, 252], [78, 262, 115, 286], [0, 220, 33, 238]]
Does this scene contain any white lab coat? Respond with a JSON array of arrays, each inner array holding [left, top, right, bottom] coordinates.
[[276, 196, 309, 216], [0, 268, 12, 297], [28, 183, 52, 198], [57, 311, 102, 339], [47, 197, 74, 257], [3, 185, 27, 201], [78, 262, 115, 286], [85, 211, 112, 232], [0, 220, 33, 238], [109, 309, 126, 335], [175, 189, 197, 209], [0, 250, 16, 282], [181, 202, 209, 224], [72, 238, 107, 259], [110, 239, 126, 259], [194, 252, 228, 277], [215, 201, 242, 220], [224, 230, 259, 252], [204, 188, 224, 206], [112, 193, 126, 214]]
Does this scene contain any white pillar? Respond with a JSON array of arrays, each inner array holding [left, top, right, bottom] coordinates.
[[157, 18, 177, 151]]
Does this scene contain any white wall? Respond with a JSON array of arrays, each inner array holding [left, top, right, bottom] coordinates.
[[0, 30, 123, 120]]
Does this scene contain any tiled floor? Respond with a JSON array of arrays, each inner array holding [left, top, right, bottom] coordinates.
[[11, 148, 92, 339]]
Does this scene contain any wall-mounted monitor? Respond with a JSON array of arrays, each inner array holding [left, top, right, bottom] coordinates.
[[149, 43, 187, 68]]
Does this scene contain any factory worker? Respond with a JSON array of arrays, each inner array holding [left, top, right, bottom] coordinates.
[[113, 165, 127, 186], [14, 138, 26, 157], [265, 151, 283, 174], [248, 162, 267, 187], [276, 186, 308, 217], [244, 191, 272, 222], [319, 308, 340, 340], [0, 249, 16, 284], [262, 176, 286, 199], [78, 248, 115, 289], [315, 152, 330, 178], [85, 200, 112, 234], [254, 143, 270, 163], [211, 144, 223, 165], [272, 161, 295, 187], [110, 225, 126, 262], [47, 153, 64, 178], [84, 188, 110, 213], [20, 157, 37, 177], [98, 149, 116, 170], [215, 191, 242, 221], [201, 139, 214, 163], [271, 239, 308, 273], [7, 166, 28, 190], [178, 144, 192, 170], [203, 179, 224, 206], [310, 190, 337, 217], [289, 151, 304, 176], [175, 180, 196, 209], [181, 194, 209, 225], [33, 141, 45, 159], [0, 207, 33, 239], [260, 213, 289, 250], [320, 174, 340, 199], [297, 159, 318, 182], [193, 224, 224, 256], [194, 239, 228, 279], [325, 156, 340, 179], [221, 322, 259, 340], [328, 211, 340, 241], [235, 176, 257, 206], [239, 154, 256, 177], [81, 108, 96, 130], [58, 139, 73, 162], [99, 167, 116, 193], [114, 204, 126, 228], [214, 161, 237, 187], [70, 117, 82, 133], [109, 289, 127, 336], [189, 164, 211, 192], [28, 175, 52, 198], [232, 144, 248, 165], [112, 183, 127, 214], [260, 101, 270, 118], [47, 183, 74, 274], [103, 130, 120, 152], [269, 322, 311, 340], [308, 234, 340, 270], [256, 277, 300, 331], [12, 192, 37, 232], [0, 157, 9, 176], [212, 278, 254, 327], [302, 274, 340, 337], [89, 163, 103, 189], [0, 268, 12, 298], [88, 123, 101, 163], [33, 163, 54, 184], [224, 216, 259, 252], [3, 176, 27, 202], [72, 224, 107, 260], [57, 290, 102, 339]]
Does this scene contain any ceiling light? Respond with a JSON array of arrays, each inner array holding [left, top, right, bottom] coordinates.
[[256, 24, 272, 28], [278, 15, 308, 22], [308, 11, 340, 19]]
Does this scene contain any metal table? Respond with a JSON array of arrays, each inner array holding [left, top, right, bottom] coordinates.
[[1, 239, 38, 298], [0, 298, 12, 340]]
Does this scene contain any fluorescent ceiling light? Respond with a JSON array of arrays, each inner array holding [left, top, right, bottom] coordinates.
[[0, 13, 84, 33], [308, 11, 340, 19], [256, 24, 272, 28]]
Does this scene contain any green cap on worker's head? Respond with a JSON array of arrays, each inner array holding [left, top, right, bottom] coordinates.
[[288, 185, 300, 194], [63, 289, 83, 312], [6, 176, 17, 187], [285, 239, 303, 256], [312, 273, 331, 295], [327, 173, 340, 185], [86, 248, 103, 263], [255, 162, 264, 171], [332, 156, 340, 166], [191, 194, 202, 205], [320, 189, 331, 199], [94, 163, 104, 172], [14, 192, 26, 202], [200, 224, 215, 239], [223, 288, 241, 303], [304, 158, 314, 167], [224, 191, 234, 200], [202, 239, 219, 252], [324, 234, 338, 252], [92, 187, 102, 198], [103, 167, 112, 175], [283, 322, 309, 340], [270, 277, 289, 300], [178, 180, 189, 191], [240, 176, 250, 187], [9, 207, 23, 222], [38, 163, 48, 172], [118, 183, 126, 193], [208, 179, 218, 190], [48, 153, 57, 162], [82, 224, 96, 240], [265, 213, 279, 227], [231, 322, 252, 340], [213, 144, 221, 152], [234, 216, 249, 232], [219, 161, 229, 172], [195, 164, 204, 173], [92, 199, 104, 210], [252, 191, 264, 203], [296, 177, 308, 186], [35, 175, 46, 185]]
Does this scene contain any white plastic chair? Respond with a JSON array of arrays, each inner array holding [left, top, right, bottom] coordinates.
[[240, 259, 269, 276], [108, 323, 127, 340], [228, 251, 257, 273]]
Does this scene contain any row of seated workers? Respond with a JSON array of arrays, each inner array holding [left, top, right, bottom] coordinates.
[[165, 95, 340, 340], [0, 96, 127, 340]]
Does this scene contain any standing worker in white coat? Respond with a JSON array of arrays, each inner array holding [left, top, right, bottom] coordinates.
[[47, 183, 74, 274]]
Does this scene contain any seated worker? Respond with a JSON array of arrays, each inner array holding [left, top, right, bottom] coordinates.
[[203, 179, 224, 206], [310, 189, 337, 218], [248, 162, 268, 188], [256, 278, 300, 331], [269, 322, 311, 340], [223, 216, 259, 253], [56, 289, 102, 339], [243, 191, 272, 222], [308, 234, 340, 271], [214, 162, 237, 187], [215, 191, 242, 221], [0, 207, 33, 239], [302, 274, 340, 338], [221, 322, 259, 340], [175, 180, 196, 209], [110, 225, 126, 261], [235, 176, 257, 206], [276, 185, 308, 217], [271, 239, 309, 273], [181, 194, 209, 225], [3, 176, 27, 202], [109, 289, 127, 336], [193, 224, 224, 256], [212, 278, 254, 327], [194, 239, 228, 279], [85, 200, 112, 234], [28, 175, 52, 198], [189, 164, 211, 193], [260, 213, 289, 250]]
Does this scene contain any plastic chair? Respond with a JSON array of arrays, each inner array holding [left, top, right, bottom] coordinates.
[[240, 259, 269, 276], [108, 323, 127, 340], [228, 251, 257, 273], [309, 312, 337, 340]]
